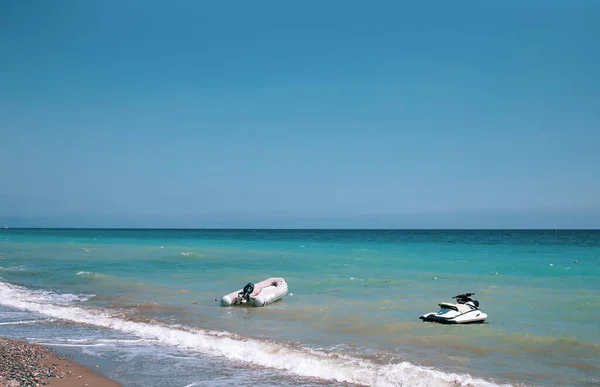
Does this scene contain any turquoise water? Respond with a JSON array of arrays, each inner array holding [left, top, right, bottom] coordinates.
[[1, 229, 599, 386]]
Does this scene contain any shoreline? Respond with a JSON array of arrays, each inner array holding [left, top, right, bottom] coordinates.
[[0, 337, 121, 387]]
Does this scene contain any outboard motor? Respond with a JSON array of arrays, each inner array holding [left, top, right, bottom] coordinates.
[[238, 282, 254, 303]]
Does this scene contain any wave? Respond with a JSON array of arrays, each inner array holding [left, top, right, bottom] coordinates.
[[75, 271, 123, 284], [0, 281, 505, 387], [76, 271, 109, 280], [33, 342, 108, 348], [6, 285, 94, 305], [27, 337, 152, 344], [0, 266, 27, 272], [28, 337, 159, 348], [0, 319, 55, 326]]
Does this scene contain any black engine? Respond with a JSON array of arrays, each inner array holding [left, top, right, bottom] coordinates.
[[238, 282, 255, 303]]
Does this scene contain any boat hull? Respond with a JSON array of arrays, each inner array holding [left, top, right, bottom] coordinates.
[[419, 309, 487, 324]]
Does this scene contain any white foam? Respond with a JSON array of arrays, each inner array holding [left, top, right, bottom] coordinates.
[[0, 319, 54, 326], [28, 338, 92, 343], [0, 266, 27, 272], [0, 281, 505, 387], [97, 338, 157, 343], [77, 271, 91, 275], [27, 338, 154, 344], [13, 287, 94, 305], [35, 342, 107, 348]]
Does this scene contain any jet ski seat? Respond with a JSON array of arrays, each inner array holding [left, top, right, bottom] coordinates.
[[438, 302, 472, 313]]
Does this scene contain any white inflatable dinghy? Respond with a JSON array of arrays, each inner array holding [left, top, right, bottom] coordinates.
[[221, 277, 288, 307]]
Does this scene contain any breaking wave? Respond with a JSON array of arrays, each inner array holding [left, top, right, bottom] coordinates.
[[0, 281, 505, 387]]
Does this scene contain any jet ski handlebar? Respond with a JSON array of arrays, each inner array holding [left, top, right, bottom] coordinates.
[[453, 293, 475, 299], [452, 293, 477, 304]]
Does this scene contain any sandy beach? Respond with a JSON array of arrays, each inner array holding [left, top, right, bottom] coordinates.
[[0, 337, 120, 387]]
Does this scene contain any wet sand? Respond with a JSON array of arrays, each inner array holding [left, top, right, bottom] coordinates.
[[0, 337, 120, 387]]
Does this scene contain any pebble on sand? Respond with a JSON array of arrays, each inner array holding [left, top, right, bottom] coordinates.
[[0, 337, 64, 386], [0, 337, 120, 387]]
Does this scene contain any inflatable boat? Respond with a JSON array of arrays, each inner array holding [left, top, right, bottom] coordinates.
[[221, 277, 288, 307]]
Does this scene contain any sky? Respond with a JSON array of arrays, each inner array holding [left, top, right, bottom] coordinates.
[[0, 1, 599, 229]]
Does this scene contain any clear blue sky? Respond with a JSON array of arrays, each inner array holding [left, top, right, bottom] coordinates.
[[1, 1, 599, 228]]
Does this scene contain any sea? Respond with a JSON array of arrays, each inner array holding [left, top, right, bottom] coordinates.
[[0, 229, 598, 387]]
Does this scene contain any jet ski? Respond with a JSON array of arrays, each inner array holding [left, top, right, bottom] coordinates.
[[419, 293, 487, 324]]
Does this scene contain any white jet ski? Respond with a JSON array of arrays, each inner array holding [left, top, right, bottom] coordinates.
[[419, 293, 487, 324]]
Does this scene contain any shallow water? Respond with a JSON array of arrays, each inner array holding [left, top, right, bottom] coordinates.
[[1, 229, 599, 386]]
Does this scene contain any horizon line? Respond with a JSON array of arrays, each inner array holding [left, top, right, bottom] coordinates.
[[2, 227, 599, 231]]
